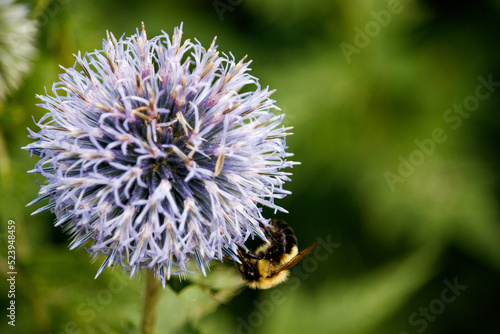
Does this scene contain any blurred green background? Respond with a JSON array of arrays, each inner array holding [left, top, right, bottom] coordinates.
[[1, 0, 500, 333]]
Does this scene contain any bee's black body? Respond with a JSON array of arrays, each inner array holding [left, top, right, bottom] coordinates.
[[231, 219, 318, 289]]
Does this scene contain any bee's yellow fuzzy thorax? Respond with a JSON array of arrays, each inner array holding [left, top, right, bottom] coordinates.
[[248, 245, 299, 289]]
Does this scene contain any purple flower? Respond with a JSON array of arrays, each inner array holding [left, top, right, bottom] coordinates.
[[24, 23, 297, 284]]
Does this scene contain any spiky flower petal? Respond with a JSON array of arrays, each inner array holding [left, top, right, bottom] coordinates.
[[24, 24, 296, 283]]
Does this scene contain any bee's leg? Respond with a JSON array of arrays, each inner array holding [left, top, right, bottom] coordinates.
[[236, 243, 260, 260], [223, 256, 234, 263]]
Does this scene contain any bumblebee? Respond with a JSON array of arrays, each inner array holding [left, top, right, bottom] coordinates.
[[230, 219, 319, 289]]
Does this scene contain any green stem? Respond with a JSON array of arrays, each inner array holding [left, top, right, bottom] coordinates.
[[141, 270, 161, 334]]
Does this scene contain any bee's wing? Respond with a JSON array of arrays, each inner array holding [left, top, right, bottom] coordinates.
[[268, 241, 320, 278]]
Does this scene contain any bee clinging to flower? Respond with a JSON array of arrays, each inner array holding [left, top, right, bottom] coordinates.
[[228, 219, 319, 289]]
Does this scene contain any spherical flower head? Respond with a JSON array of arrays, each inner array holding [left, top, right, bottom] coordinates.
[[0, 0, 37, 102], [24, 23, 297, 284]]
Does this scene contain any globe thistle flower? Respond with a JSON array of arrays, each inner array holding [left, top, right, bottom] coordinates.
[[0, 0, 37, 102], [24, 23, 297, 284]]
